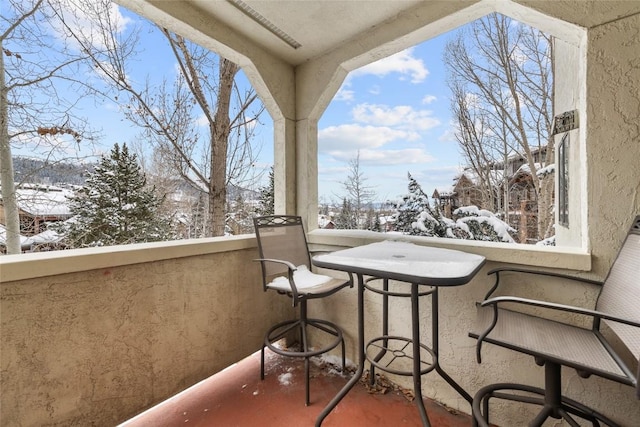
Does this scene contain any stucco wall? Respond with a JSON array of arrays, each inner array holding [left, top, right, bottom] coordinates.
[[587, 12, 640, 277], [0, 247, 293, 426]]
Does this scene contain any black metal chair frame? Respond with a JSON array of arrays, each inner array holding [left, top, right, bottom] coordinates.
[[253, 215, 353, 405], [471, 216, 640, 427]]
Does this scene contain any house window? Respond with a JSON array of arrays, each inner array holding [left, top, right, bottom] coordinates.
[[558, 133, 569, 227]]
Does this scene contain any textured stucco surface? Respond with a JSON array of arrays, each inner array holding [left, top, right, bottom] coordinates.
[[0, 247, 293, 426], [586, 12, 640, 277]]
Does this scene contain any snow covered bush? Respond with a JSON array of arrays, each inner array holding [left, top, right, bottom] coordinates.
[[453, 206, 516, 243], [394, 173, 516, 243]]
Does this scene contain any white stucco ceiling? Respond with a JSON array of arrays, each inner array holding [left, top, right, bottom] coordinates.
[[121, 0, 640, 68], [189, 0, 424, 65]]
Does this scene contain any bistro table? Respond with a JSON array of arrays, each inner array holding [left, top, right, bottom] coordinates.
[[312, 240, 486, 426]]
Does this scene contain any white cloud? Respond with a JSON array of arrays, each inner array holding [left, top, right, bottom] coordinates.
[[334, 87, 354, 102], [318, 165, 349, 175], [196, 114, 209, 127], [422, 95, 437, 104], [53, 1, 132, 51], [420, 165, 465, 180], [318, 124, 419, 152], [438, 120, 461, 143], [324, 147, 435, 166], [357, 148, 435, 165], [438, 128, 458, 143], [351, 103, 440, 131], [352, 48, 429, 83]]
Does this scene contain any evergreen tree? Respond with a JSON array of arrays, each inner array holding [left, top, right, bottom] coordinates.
[[452, 206, 516, 242], [57, 143, 170, 247], [230, 194, 254, 234], [364, 208, 379, 231], [393, 173, 434, 234], [256, 167, 274, 216], [334, 198, 357, 229]]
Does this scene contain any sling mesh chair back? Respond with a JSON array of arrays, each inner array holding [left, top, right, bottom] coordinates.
[[253, 215, 352, 405], [471, 215, 640, 426]]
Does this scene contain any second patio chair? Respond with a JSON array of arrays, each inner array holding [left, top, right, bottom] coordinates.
[[253, 215, 353, 405], [470, 215, 640, 426]]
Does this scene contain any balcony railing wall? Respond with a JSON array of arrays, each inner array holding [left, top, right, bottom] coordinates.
[[1, 239, 293, 426]]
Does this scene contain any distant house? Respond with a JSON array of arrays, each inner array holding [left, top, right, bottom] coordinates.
[[0, 184, 73, 237], [318, 214, 335, 229], [433, 146, 552, 243], [432, 173, 483, 217]]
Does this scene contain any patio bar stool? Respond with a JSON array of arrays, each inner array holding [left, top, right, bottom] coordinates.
[[253, 215, 353, 406], [470, 215, 640, 427]]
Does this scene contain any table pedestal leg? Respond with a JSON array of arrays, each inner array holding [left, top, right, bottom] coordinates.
[[315, 274, 365, 427], [369, 279, 389, 386], [411, 283, 431, 426]]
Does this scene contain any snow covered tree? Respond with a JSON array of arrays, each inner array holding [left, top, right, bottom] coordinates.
[[394, 173, 516, 242], [334, 198, 357, 229], [451, 206, 516, 243], [255, 167, 274, 217], [1, 0, 100, 254], [55, 1, 264, 237], [340, 151, 376, 228], [57, 143, 170, 247], [394, 173, 448, 236], [444, 13, 554, 239]]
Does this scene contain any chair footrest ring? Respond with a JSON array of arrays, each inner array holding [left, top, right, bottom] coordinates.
[[472, 382, 620, 427], [265, 318, 343, 359]]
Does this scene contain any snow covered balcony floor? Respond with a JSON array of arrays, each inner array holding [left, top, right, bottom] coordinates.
[[120, 348, 473, 427]]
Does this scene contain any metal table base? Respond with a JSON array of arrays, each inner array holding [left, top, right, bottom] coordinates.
[[315, 274, 473, 427]]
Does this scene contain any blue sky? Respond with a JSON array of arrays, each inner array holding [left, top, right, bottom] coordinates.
[[13, 3, 465, 205], [316, 33, 463, 204]]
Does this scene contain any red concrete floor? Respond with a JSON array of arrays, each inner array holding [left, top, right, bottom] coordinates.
[[120, 350, 473, 427]]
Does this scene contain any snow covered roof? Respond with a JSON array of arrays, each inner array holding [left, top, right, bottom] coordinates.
[[318, 214, 333, 228], [512, 163, 543, 178], [8, 184, 73, 217], [433, 186, 455, 197], [536, 163, 555, 177], [0, 224, 63, 250], [23, 229, 63, 247]]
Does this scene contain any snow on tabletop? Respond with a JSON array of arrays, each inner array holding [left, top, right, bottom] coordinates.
[[315, 240, 485, 279], [267, 265, 332, 291]]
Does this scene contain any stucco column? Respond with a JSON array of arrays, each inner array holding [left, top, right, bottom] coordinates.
[[245, 59, 297, 216], [293, 118, 319, 228], [295, 60, 349, 229], [272, 116, 297, 214]]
